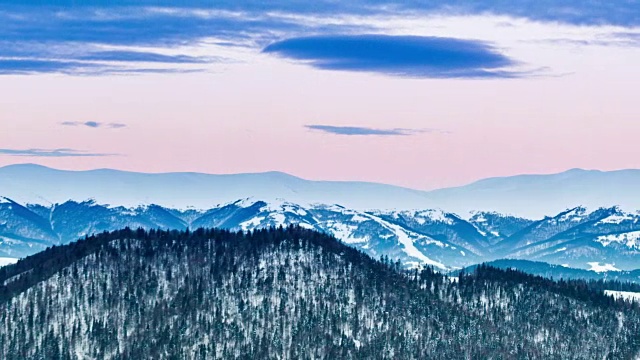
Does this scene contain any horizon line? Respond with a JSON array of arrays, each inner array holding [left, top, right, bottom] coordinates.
[[0, 162, 638, 192]]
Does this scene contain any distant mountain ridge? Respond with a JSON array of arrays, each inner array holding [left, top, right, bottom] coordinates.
[[2, 164, 640, 218], [0, 164, 432, 211], [1, 195, 639, 271], [425, 168, 640, 218], [458, 259, 640, 284]]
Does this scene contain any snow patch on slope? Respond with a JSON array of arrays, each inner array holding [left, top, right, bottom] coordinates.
[[0, 257, 18, 267], [597, 213, 635, 225], [596, 231, 640, 249], [556, 207, 588, 223], [587, 262, 621, 273], [414, 209, 454, 225], [240, 216, 265, 231], [370, 216, 446, 269], [604, 290, 640, 303], [325, 222, 368, 244]]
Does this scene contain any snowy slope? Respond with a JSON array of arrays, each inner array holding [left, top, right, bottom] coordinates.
[[0, 257, 18, 267], [604, 290, 640, 303], [1, 194, 640, 270]]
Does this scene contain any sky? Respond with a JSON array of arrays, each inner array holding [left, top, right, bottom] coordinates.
[[0, 1, 639, 190]]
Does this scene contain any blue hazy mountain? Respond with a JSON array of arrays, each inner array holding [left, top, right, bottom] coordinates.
[[2, 165, 640, 218], [1, 164, 640, 270], [424, 168, 640, 218], [0, 164, 433, 211]]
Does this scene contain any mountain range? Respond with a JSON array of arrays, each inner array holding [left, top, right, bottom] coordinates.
[[1, 164, 639, 272], [2, 164, 640, 218], [1, 195, 639, 271]]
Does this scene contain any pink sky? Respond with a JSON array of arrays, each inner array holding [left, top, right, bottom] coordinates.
[[1, 14, 639, 190]]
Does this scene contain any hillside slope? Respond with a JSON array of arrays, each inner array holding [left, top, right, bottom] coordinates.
[[2, 197, 640, 271], [0, 227, 638, 359]]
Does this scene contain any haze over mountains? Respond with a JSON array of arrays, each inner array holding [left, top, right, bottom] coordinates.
[[2, 164, 640, 218], [0, 164, 431, 213], [1, 164, 640, 273]]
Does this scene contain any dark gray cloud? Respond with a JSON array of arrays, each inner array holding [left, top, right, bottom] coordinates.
[[305, 125, 445, 136], [61, 121, 127, 129], [0, 148, 116, 157]]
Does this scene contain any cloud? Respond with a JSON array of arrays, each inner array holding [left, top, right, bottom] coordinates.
[[61, 121, 127, 129], [0, 148, 116, 157], [1, 1, 638, 76], [107, 123, 127, 129], [77, 50, 212, 63], [0, 6, 313, 75], [0, 58, 204, 75], [613, 32, 640, 46], [305, 125, 443, 136], [527, 31, 640, 48], [0, 59, 100, 75], [3, 1, 640, 26], [264, 35, 520, 78]]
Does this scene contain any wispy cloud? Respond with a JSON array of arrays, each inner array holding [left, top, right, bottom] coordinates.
[[0, 148, 116, 157], [0, 7, 309, 75], [77, 50, 213, 64], [61, 121, 127, 129], [305, 125, 446, 136], [0, 58, 206, 76], [0, 59, 99, 75], [527, 31, 640, 48], [264, 35, 522, 79], [3, 1, 639, 27]]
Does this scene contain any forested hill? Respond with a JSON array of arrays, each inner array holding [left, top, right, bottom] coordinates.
[[0, 227, 639, 359]]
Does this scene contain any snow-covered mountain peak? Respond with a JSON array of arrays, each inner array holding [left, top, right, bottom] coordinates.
[[1, 195, 640, 270], [230, 197, 262, 208], [555, 206, 590, 222], [378, 208, 457, 225], [413, 209, 456, 225], [595, 208, 638, 225]]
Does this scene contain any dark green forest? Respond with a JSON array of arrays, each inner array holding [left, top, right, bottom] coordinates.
[[0, 227, 638, 359]]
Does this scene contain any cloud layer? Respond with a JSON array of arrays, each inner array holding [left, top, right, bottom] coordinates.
[[0, 1, 638, 75], [3, 1, 639, 26], [305, 125, 437, 136], [0, 148, 116, 157], [61, 121, 127, 129]]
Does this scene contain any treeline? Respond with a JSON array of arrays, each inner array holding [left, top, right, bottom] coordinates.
[[461, 264, 640, 312], [0, 226, 638, 359]]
